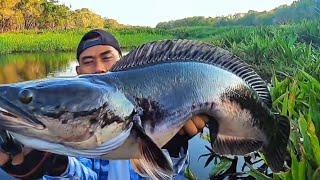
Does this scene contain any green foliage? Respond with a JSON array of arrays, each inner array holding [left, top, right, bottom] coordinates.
[[184, 167, 197, 180], [246, 163, 272, 180], [111, 27, 174, 50], [210, 159, 232, 177], [0, 28, 174, 54], [157, 16, 216, 29], [40, 1, 74, 30], [0, 3, 319, 177], [173, 20, 320, 179], [271, 70, 320, 180], [0, 30, 82, 53], [156, 0, 319, 28], [0, 0, 127, 32], [72, 8, 105, 29]]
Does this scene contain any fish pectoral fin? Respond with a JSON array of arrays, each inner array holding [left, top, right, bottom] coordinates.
[[131, 123, 173, 180], [208, 118, 263, 155], [212, 135, 263, 155], [262, 114, 290, 173]]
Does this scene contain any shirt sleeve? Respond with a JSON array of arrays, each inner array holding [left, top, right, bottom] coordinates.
[[43, 157, 98, 180], [41, 149, 188, 180], [162, 148, 189, 180], [42, 157, 142, 180]]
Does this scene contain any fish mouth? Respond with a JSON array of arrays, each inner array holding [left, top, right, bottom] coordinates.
[[0, 96, 46, 130]]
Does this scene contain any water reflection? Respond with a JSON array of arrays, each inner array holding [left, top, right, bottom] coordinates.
[[0, 53, 76, 83]]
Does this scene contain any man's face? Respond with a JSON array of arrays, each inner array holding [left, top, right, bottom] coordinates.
[[76, 45, 120, 75]]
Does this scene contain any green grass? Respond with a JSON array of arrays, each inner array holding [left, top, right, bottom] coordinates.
[[112, 28, 174, 49], [178, 21, 320, 179], [272, 70, 320, 180], [0, 31, 81, 54], [1, 20, 320, 179], [0, 28, 174, 54]]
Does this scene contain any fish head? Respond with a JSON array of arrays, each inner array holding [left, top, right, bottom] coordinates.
[[0, 76, 135, 150]]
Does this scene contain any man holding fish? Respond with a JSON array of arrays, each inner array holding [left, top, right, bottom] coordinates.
[[0, 29, 206, 179], [0, 28, 290, 179]]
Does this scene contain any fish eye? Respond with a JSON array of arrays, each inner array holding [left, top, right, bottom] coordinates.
[[18, 89, 33, 104]]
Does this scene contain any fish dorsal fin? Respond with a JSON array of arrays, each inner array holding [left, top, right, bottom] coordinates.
[[111, 39, 272, 108]]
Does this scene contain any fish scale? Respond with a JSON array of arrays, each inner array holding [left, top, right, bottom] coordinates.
[[113, 40, 272, 108]]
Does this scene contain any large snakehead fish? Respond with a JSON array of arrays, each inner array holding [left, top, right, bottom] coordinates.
[[0, 40, 290, 179]]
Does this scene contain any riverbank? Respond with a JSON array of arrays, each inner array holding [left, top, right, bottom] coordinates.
[[0, 21, 319, 179], [0, 28, 174, 54]]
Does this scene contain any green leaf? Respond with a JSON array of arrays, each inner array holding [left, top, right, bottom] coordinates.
[[274, 171, 292, 180], [298, 115, 313, 161], [246, 163, 272, 180], [300, 70, 320, 91], [298, 156, 306, 180], [210, 158, 232, 176], [273, 93, 287, 106], [204, 155, 214, 168], [184, 167, 197, 180], [291, 150, 299, 180], [281, 91, 289, 116], [312, 167, 320, 180], [307, 119, 320, 167], [308, 92, 320, 131]]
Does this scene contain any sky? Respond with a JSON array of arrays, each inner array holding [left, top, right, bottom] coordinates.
[[58, 0, 296, 27]]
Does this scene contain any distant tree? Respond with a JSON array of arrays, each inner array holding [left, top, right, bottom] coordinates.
[[156, 16, 216, 29], [17, 0, 44, 30], [156, 0, 320, 28], [0, 0, 127, 32], [40, 1, 72, 30], [104, 18, 124, 29], [73, 8, 104, 29], [0, 0, 21, 32]]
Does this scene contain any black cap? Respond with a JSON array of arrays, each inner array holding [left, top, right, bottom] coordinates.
[[76, 29, 122, 60]]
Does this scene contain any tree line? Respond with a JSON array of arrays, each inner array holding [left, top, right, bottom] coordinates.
[[0, 0, 125, 32], [1, 0, 319, 32], [156, 0, 320, 29]]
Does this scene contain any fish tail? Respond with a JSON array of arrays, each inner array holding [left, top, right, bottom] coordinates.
[[263, 114, 290, 172]]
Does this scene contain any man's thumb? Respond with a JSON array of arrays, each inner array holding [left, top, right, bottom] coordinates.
[[0, 152, 9, 166], [11, 152, 24, 165]]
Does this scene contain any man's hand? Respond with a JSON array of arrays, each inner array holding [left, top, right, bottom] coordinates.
[[0, 148, 68, 178], [163, 115, 208, 157], [178, 115, 208, 138], [0, 147, 32, 166]]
